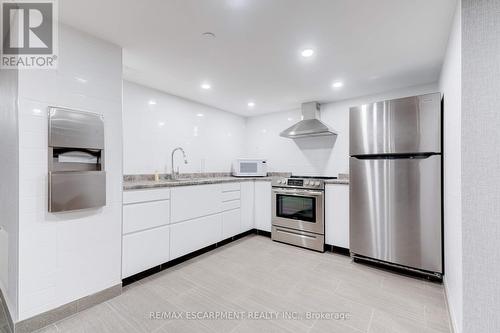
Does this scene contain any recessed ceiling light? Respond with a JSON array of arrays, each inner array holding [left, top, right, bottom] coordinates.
[[202, 32, 216, 39], [248, 102, 255, 107], [301, 49, 314, 57], [148, 100, 157, 105], [158, 122, 165, 127], [196, 113, 204, 117], [75, 76, 87, 83], [332, 81, 344, 88], [201, 83, 211, 90]]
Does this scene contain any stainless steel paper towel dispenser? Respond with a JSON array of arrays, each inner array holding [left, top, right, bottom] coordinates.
[[48, 107, 106, 212]]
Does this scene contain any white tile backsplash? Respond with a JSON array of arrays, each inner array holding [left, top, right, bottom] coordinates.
[[123, 81, 246, 175], [16, 23, 123, 321]]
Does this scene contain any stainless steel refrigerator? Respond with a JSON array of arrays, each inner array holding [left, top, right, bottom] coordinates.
[[349, 93, 442, 277]]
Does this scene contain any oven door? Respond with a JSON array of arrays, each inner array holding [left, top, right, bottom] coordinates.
[[272, 188, 324, 234]]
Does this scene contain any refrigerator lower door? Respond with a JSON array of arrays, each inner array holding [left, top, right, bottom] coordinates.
[[349, 155, 442, 273]]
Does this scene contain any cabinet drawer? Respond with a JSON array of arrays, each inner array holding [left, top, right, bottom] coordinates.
[[222, 190, 240, 202], [170, 214, 222, 260], [122, 225, 170, 278], [222, 209, 241, 239], [123, 200, 170, 234], [123, 188, 170, 204], [222, 182, 241, 192], [170, 184, 222, 222], [222, 199, 240, 211]]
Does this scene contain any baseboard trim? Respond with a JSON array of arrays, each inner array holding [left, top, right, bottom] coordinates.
[[0, 288, 14, 333], [254, 229, 271, 238], [443, 279, 458, 333], [14, 284, 121, 333], [324, 244, 350, 256]]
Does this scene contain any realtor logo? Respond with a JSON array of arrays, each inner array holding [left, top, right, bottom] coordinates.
[[1, 0, 58, 68]]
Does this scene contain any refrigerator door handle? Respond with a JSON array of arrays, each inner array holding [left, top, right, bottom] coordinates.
[[351, 152, 440, 160]]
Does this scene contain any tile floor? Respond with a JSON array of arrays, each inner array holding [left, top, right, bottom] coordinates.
[[0, 295, 11, 333], [35, 235, 451, 333]]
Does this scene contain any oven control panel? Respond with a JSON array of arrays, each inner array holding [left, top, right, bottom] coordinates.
[[272, 178, 325, 189], [287, 179, 303, 187]]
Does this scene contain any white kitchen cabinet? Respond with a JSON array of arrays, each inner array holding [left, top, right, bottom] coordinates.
[[123, 188, 170, 204], [221, 182, 241, 192], [240, 181, 255, 232], [221, 199, 240, 211], [122, 225, 170, 278], [123, 200, 170, 234], [170, 213, 223, 260], [170, 184, 222, 223], [221, 190, 240, 202], [325, 184, 350, 249], [254, 181, 272, 232], [222, 208, 241, 239]]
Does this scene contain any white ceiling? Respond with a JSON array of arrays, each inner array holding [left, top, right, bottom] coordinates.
[[60, 0, 457, 116]]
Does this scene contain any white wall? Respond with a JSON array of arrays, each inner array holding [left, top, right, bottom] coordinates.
[[244, 83, 439, 176], [462, 1, 500, 332], [0, 65, 19, 321], [123, 81, 246, 175], [16, 25, 123, 320], [439, 1, 462, 332]]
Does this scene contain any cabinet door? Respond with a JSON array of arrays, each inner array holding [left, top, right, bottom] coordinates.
[[240, 181, 255, 232], [123, 200, 170, 234], [222, 209, 241, 239], [325, 184, 350, 248], [170, 214, 222, 260], [170, 184, 222, 223], [122, 225, 170, 278], [254, 181, 272, 232]]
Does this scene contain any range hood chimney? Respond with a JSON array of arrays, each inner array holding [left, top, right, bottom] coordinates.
[[280, 102, 338, 138]]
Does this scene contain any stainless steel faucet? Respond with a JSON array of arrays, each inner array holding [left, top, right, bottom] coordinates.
[[171, 147, 188, 180]]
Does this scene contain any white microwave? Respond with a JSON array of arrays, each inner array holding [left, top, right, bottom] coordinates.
[[232, 159, 267, 177]]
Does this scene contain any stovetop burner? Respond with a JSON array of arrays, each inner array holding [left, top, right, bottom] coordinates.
[[290, 175, 338, 180]]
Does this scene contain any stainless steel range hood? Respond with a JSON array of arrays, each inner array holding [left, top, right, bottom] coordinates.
[[280, 102, 337, 138]]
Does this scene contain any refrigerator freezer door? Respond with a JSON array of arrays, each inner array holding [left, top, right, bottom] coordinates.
[[349, 155, 442, 273], [349, 93, 441, 156]]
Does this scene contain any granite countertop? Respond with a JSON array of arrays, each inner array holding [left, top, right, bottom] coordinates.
[[123, 172, 349, 190], [124, 176, 276, 190], [324, 179, 349, 185], [123, 172, 290, 191], [324, 173, 349, 185]]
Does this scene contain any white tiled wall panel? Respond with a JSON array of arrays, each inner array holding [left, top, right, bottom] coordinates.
[[439, 3, 462, 332], [123, 81, 246, 175], [16, 24, 123, 320], [0, 61, 20, 321]]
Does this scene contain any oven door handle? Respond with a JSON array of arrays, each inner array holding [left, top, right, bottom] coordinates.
[[272, 189, 324, 197], [275, 228, 318, 239]]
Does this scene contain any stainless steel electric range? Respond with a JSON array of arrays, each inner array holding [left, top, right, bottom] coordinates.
[[271, 176, 336, 252]]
